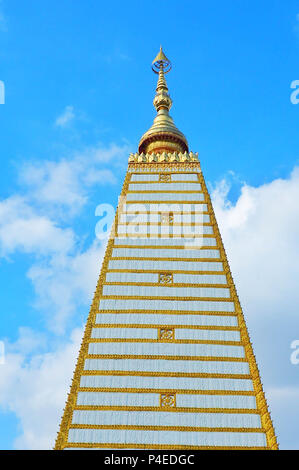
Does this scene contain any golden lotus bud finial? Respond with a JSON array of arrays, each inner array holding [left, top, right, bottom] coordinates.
[[138, 47, 188, 155]]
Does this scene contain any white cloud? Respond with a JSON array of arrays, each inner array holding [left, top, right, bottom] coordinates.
[[0, 142, 128, 332], [77, 142, 131, 165], [27, 240, 106, 334], [7, 327, 47, 356], [0, 125, 133, 446], [20, 159, 88, 213], [266, 386, 299, 449], [83, 168, 117, 186], [0, 196, 75, 257], [55, 106, 75, 127], [211, 168, 299, 321], [0, 327, 83, 449], [0, 194, 95, 334], [19, 143, 127, 216]]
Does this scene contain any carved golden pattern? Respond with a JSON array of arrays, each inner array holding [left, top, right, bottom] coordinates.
[[160, 212, 174, 224], [160, 393, 176, 408], [158, 272, 173, 284], [159, 173, 171, 182], [158, 328, 175, 341], [128, 165, 201, 172], [128, 152, 199, 164]]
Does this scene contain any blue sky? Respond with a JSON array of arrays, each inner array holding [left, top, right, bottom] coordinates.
[[0, 0, 299, 449]]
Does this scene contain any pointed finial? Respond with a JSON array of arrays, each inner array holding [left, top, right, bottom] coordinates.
[[152, 46, 172, 74]]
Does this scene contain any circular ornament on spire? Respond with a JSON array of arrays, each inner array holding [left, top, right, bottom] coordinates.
[[152, 46, 172, 74]]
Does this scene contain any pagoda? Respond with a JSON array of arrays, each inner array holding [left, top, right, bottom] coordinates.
[[55, 48, 278, 450]]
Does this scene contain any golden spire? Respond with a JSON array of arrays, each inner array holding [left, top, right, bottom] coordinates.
[[138, 47, 188, 155]]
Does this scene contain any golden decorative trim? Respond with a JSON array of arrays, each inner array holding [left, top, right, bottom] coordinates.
[[106, 269, 225, 275], [125, 200, 207, 205], [86, 355, 246, 363], [129, 181, 201, 185], [158, 328, 175, 341], [100, 295, 232, 301], [140, 142, 188, 157], [160, 393, 176, 408], [159, 173, 171, 182], [128, 152, 199, 164], [118, 222, 211, 226], [74, 405, 259, 414], [78, 387, 255, 396], [109, 257, 220, 262], [129, 169, 201, 174], [127, 190, 204, 194], [120, 211, 210, 215], [65, 443, 267, 450], [81, 370, 250, 378], [97, 309, 236, 316], [88, 338, 241, 346], [69, 424, 264, 433], [92, 324, 240, 331], [115, 233, 214, 238], [104, 283, 228, 288], [128, 162, 201, 172], [112, 244, 218, 249], [158, 273, 173, 285]]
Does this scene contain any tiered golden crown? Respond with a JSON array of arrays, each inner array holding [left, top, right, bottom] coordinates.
[[138, 47, 189, 155]]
